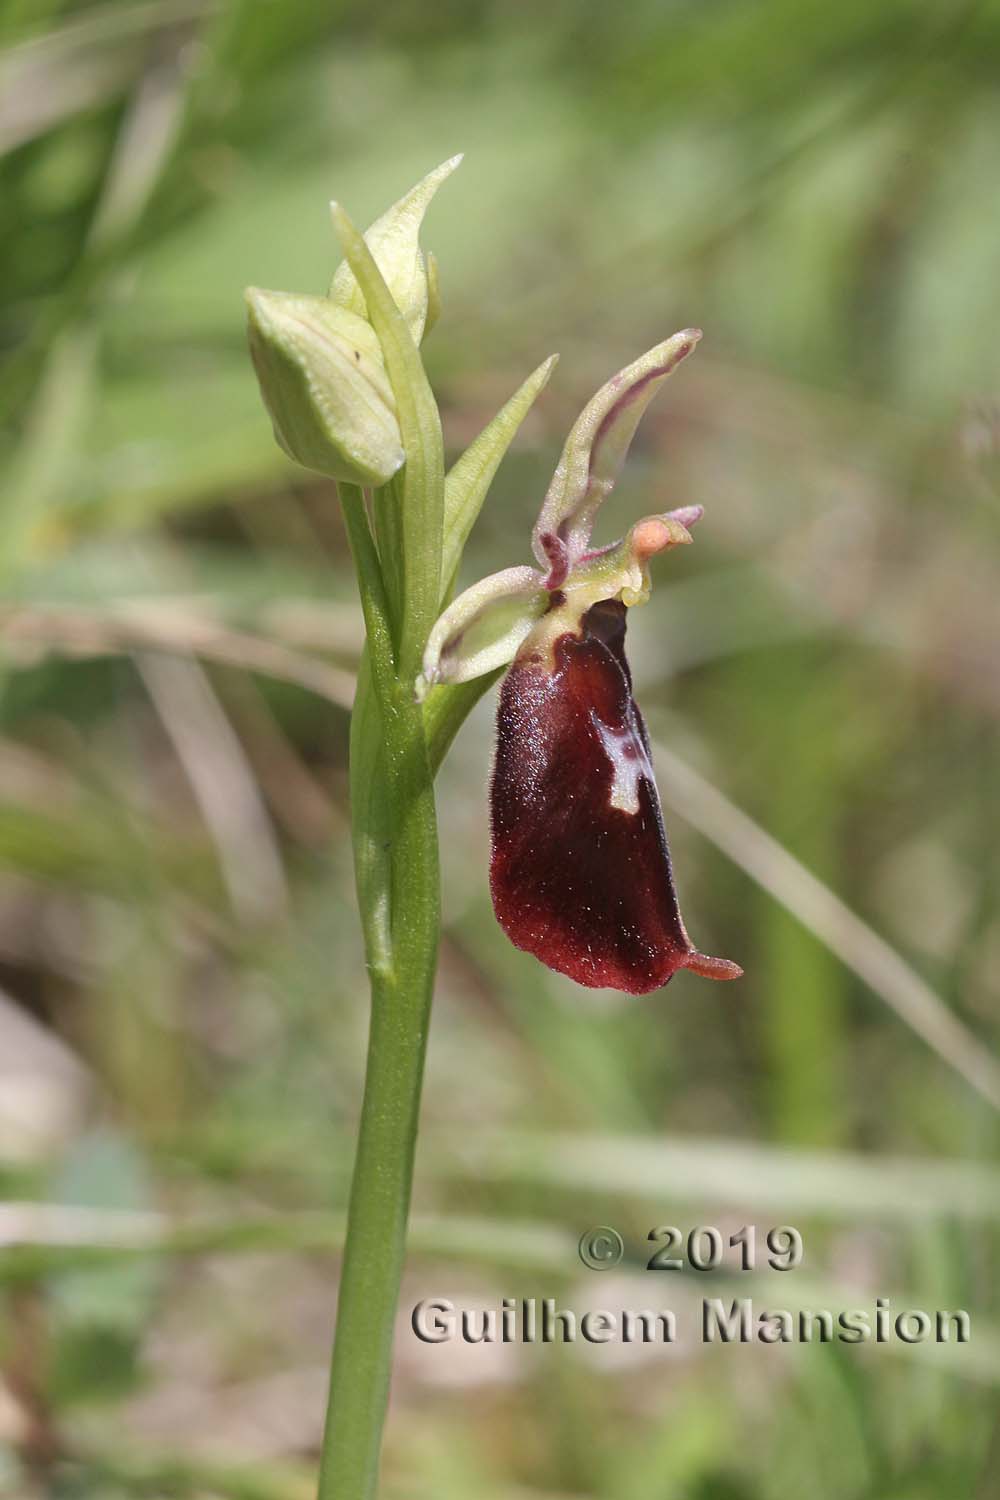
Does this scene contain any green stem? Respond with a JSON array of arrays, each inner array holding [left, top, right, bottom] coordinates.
[[318, 477, 441, 1500], [318, 521, 495, 1497], [316, 970, 433, 1499], [317, 680, 439, 1499], [316, 205, 496, 1500]]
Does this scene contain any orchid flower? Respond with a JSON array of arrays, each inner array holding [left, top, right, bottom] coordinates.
[[421, 331, 742, 993], [245, 154, 744, 1500]]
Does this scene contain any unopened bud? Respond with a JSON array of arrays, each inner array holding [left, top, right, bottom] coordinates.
[[329, 156, 461, 344], [245, 288, 404, 486]]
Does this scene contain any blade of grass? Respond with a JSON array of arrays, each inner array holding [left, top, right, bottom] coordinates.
[[650, 733, 1000, 1112]]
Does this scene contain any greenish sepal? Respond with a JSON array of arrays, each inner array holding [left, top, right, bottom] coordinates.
[[531, 329, 701, 584], [246, 288, 404, 486]]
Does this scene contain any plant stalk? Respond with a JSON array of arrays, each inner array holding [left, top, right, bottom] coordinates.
[[316, 974, 433, 1500], [248, 181, 540, 1500], [313, 202, 491, 1498], [317, 494, 441, 1496]]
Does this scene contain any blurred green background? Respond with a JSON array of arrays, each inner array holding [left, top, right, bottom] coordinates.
[[1, 1, 999, 1496]]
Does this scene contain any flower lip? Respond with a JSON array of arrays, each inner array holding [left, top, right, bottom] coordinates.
[[419, 332, 741, 991], [489, 597, 741, 992]]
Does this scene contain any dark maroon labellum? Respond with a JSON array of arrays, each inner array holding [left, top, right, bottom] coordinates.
[[490, 599, 741, 993]]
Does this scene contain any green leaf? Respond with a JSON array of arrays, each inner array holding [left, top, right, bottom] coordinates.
[[441, 353, 558, 600], [424, 669, 503, 776], [0, 325, 98, 586], [336, 484, 396, 712], [348, 657, 393, 978]]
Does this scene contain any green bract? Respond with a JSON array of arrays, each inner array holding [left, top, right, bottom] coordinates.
[[329, 156, 462, 344]]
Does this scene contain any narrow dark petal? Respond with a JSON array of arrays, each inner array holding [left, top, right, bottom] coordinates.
[[490, 599, 741, 993]]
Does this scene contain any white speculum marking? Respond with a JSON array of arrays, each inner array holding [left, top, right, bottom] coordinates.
[[591, 712, 653, 815]]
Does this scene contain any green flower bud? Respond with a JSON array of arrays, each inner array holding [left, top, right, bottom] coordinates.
[[328, 155, 461, 344], [245, 288, 405, 486]]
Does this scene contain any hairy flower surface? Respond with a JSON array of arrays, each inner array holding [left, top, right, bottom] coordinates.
[[422, 332, 742, 993]]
